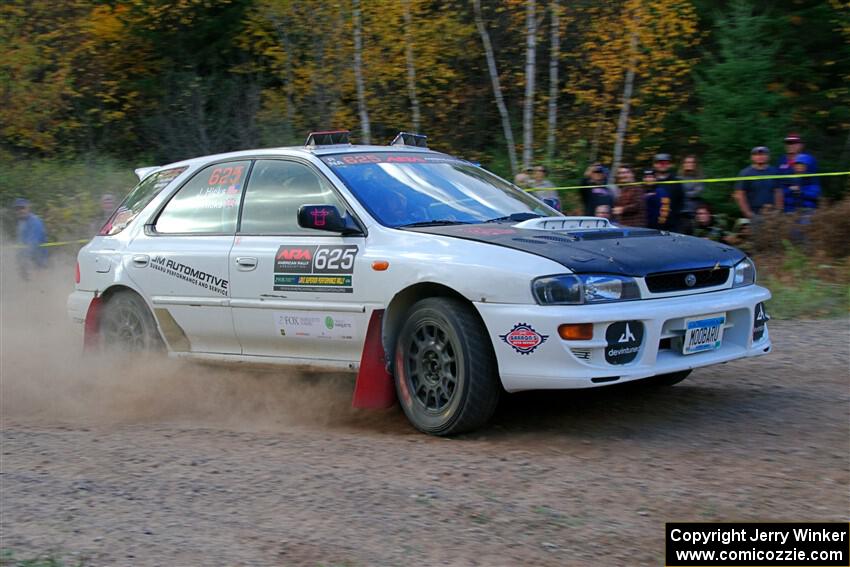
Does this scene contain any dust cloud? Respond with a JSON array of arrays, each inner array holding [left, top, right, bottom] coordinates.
[[0, 249, 398, 433]]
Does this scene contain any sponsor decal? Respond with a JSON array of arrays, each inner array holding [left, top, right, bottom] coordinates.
[[605, 320, 643, 364], [321, 153, 466, 168], [273, 312, 355, 340], [500, 323, 549, 355], [273, 245, 358, 293], [753, 302, 768, 342], [149, 256, 228, 296]]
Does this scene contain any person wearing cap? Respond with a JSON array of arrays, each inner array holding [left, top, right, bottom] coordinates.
[[652, 153, 684, 232], [643, 170, 664, 229], [733, 146, 782, 219], [778, 132, 818, 177], [580, 163, 613, 216], [782, 154, 821, 215], [13, 198, 48, 279]]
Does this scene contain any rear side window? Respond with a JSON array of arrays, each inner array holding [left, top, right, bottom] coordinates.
[[239, 160, 343, 234], [155, 161, 250, 234], [102, 167, 186, 235]]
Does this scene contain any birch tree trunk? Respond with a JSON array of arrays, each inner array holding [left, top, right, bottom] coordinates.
[[352, 0, 370, 144], [610, 30, 639, 186], [402, 0, 421, 132], [546, 0, 560, 161], [472, 0, 518, 177], [522, 0, 537, 170]]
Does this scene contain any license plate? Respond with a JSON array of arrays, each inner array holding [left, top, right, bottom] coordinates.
[[683, 313, 725, 355]]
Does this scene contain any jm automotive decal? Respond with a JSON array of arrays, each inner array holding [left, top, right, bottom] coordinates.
[[273, 312, 355, 340], [150, 256, 229, 296], [273, 245, 358, 293], [500, 323, 549, 355]]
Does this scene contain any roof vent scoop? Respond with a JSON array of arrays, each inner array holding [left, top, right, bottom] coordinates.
[[390, 132, 427, 148], [305, 130, 351, 147]]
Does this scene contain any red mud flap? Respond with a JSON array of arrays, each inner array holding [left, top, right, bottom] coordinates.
[[352, 309, 397, 409], [83, 296, 103, 352]]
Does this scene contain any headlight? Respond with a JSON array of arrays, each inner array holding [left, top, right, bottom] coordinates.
[[733, 258, 756, 287], [532, 274, 641, 305]]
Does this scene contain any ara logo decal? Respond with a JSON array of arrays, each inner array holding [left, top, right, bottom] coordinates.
[[276, 248, 314, 262], [500, 323, 549, 355]]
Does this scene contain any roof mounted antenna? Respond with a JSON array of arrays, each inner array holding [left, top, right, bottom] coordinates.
[[390, 132, 427, 148], [305, 130, 351, 147]]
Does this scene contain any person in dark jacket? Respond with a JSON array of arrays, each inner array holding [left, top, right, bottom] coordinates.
[[778, 132, 818, 176], [782, 153, 820, 214], [652, 153, 683, 231], [734, 146, 783, 219], [580, 163, 613, 216]]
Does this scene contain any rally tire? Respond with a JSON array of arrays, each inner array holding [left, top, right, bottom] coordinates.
[[100, 291, 164, 352], [645, 369, 692, 387], [393, 297, 500, 436]]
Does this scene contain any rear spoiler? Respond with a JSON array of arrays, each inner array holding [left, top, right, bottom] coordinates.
[[134, 166, 160, 181]]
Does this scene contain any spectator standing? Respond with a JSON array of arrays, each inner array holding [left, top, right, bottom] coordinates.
[[782, 154, 820, 215], [778, 132, 817, 176], [89, 193, 117, 235], [678, 155, 705, 234], [653, 153, 683, 232], [530, 165, 560, 211], [14, 198, 48, 279], [643, 170, 664, 229], [613, 165, 646, 227], [580, 163, 613, 216], [594, 204, 612, 220], [733, 146, 783, 219]]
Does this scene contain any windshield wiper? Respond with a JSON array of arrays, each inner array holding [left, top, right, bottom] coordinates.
[[396, 219, 474, 228], [484, 212, 543, 223]]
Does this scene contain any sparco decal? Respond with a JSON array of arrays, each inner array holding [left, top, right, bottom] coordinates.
[[149, 256, 229, 296], [500, 323, 549, 355], [273, 245, 358, 293]]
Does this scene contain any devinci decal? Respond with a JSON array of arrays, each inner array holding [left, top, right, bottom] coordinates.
[[273, 245, 358, 293]]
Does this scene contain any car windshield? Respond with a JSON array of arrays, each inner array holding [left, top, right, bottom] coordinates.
[[101, 166, 187, 235], [321, 152, 556, 227]]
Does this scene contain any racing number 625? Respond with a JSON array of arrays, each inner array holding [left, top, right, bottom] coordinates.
[[314, 247, 356, 271]]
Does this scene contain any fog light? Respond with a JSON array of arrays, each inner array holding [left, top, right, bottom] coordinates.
[[558, 323, 593, 340]]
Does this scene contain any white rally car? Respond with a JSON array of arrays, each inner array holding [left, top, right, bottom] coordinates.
[[69, 131, 771, 435]]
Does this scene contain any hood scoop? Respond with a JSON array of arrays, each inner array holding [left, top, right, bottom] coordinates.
[[513, 216, 611, 231]]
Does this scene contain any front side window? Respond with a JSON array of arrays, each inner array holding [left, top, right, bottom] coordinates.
[[239, 160, 343, 234], [321, 152, 555, 227], [102, 166, 186, 235], [155, 161, 250, 234]]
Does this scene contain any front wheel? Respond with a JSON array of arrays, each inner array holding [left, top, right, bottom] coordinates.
[[100, 291, 163, 352], [393, 297, 500, 436]]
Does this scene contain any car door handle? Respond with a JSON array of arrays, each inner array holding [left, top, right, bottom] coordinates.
[[132, 254, 149, 267], [235, 257, 258, 271]]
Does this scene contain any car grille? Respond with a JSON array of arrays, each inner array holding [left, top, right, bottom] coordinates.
[[645, 267, 729, 293]]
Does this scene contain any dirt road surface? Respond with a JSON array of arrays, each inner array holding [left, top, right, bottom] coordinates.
[[1, 258, 848, 566]]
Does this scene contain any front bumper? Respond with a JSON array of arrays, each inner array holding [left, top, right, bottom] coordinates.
[[475, 285, 771, 392]]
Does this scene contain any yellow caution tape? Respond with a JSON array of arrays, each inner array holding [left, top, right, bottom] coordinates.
[[526, 170, 850, 192]]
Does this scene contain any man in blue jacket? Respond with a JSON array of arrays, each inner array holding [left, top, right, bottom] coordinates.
[[14, 198, 48, 279]]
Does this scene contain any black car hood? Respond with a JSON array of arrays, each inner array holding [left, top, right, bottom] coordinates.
[[405, 224, 745, 276]]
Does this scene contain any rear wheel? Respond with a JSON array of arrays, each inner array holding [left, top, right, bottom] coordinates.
[[393, 297, 500, 436], [645, 369, 692, 387], [100, 291, 163, 352]]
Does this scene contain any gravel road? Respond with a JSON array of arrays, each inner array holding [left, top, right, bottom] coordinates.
[[1, 264, 848, 566]]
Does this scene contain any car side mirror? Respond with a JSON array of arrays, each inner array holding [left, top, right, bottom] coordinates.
[[297, 205, 362, 235]]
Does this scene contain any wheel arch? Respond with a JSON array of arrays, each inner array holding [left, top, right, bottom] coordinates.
[[382, 282, 492, 372], [87, 284, 166, 350]]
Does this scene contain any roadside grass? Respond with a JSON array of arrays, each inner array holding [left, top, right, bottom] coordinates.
[[0, 550, 85, 567], [756, 244, 850, 320]]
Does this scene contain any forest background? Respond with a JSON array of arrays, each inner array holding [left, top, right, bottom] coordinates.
[[1, 0, 848, 240]]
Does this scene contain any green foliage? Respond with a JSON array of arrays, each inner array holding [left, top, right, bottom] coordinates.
[[761, 242, 850, 319], [0, 549, 85, 567], [0, 156, 136, 241]]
